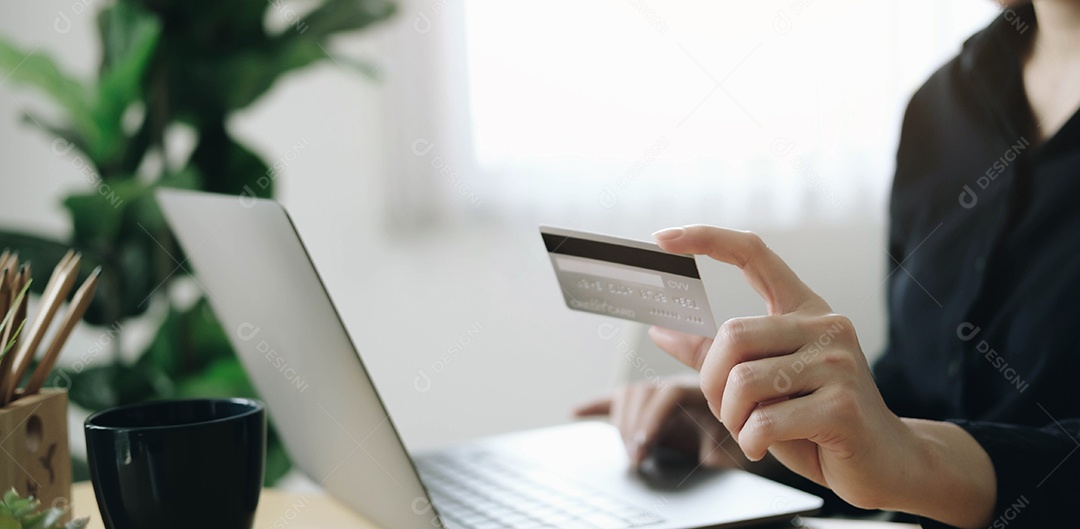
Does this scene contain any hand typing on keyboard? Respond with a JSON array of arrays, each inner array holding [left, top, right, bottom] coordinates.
[[573, 376, 752, 471]]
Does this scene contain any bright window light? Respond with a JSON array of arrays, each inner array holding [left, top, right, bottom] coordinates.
[[461, 0, 998, 229]]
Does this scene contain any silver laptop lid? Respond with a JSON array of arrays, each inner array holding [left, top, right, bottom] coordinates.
[[157, 189, 438, 529]]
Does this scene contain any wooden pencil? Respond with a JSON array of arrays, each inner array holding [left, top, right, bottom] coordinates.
[[3, 253, 80, 403], [23, 267, 101, 395]]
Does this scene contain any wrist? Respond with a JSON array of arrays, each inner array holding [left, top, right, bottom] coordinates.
[[893, 418, 996, 528]]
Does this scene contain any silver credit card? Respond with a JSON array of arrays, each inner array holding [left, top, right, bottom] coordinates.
[[540, 226, 718, 337]]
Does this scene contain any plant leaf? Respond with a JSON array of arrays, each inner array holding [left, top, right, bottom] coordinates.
[[97, 2, 158, 73], [190, 128, 273, 197], [62, 178, 149, 247], [173, 357, 255, 399], [62, 361, 168, 412], [213, 40, 328, 110], [264, 425, 292, 485], [2, 320, 26, 359], [19, 111, 91, 157], [0, 232, 80, 294], [330, 56, 383, 80], [40, 507, 61, 528], [62, 364, 122, 411], [20, 509, 47, 529], [0, 279, 30, 349], [208, 0, 395, 110], [91, 3, 161, 165], [8, 495, 37, 517], [293, 0, 396, 40], [0, 38, 95, 146]]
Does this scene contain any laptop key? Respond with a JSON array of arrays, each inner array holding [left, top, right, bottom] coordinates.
[[417, 451, 665, 529]]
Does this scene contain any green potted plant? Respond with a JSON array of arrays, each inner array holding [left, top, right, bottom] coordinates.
[[0, 0, 395, 483], [0, 488, 88, 529]]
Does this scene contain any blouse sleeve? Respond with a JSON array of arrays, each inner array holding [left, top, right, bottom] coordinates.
[[918, 418, 1080, 527]]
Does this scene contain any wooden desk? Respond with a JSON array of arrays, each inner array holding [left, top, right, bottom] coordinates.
[[72, 482, 916, 529]]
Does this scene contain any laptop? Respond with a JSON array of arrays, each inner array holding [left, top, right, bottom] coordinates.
[[156, 189, 823, 529]]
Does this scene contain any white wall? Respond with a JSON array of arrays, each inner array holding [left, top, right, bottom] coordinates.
[[0, 0, 100, 238], [0, 2, 888, 460]]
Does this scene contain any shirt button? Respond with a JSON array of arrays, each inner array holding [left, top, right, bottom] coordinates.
[[947, 358, 961, 377]]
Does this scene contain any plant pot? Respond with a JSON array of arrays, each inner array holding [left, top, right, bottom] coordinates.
[[0, 389, 73, 517]]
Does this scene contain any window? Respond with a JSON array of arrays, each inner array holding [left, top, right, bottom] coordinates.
[[452, 0, 999, 231]]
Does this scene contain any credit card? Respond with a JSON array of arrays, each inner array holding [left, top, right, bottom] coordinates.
[[540, 226, 718, 337]]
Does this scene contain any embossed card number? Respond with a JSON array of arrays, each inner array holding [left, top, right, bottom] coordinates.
[[540, 226, 719, 337]]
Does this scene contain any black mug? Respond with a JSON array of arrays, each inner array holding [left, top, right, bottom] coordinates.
[[85, 398, 266, 529]]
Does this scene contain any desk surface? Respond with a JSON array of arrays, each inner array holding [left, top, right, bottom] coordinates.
[[71, 482, 916, 529]]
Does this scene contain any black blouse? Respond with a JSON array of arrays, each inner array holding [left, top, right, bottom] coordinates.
[[871, 3, 1080, 526]]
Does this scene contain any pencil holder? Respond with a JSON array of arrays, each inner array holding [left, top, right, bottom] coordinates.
[[0, 389, 72, 515]]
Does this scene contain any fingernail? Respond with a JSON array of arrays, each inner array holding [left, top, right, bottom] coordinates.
[[652, 227, 684, 240], [630, 431, 647, 463]]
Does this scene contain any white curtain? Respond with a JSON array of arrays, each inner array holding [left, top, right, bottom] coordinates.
[[383, 0, 1000, 235]]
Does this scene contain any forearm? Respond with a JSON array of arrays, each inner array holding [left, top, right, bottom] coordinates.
[[889, 418, 996, 528]]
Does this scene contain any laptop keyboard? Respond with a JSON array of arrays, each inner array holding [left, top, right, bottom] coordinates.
[[416, 451, 666, 529]]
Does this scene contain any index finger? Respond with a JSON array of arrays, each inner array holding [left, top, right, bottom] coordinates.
[[572, 397, 612, 417], [652, 225, 827, 315]]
